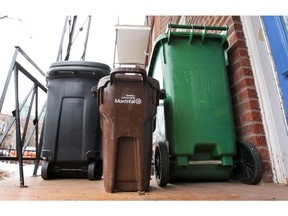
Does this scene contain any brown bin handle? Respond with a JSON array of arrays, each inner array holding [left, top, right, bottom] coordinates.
[[110, 70, 147, 85]]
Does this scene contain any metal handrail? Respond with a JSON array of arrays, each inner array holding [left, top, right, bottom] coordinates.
[[0, 46, 47, 187]]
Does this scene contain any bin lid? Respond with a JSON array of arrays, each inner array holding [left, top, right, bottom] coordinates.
[[46, 60, 111, 79], [147, 24, 229, 77], [96, 67, 160, 91]]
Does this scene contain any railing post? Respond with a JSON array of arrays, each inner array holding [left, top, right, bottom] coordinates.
[[32, 86, 39, 176], [14, 65, 26, 188]]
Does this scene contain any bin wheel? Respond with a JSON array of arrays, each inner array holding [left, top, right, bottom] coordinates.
[[88, 160, 103, 180], [41, 160, 52, 180], [233, 141, 263, 185], [154, 142, 170, 187]]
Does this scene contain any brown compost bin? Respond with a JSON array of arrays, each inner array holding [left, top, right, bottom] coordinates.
[[92, 67, 164, 193]]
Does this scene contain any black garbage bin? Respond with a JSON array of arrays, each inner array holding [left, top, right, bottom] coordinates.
[[41, 61, 111, 180]]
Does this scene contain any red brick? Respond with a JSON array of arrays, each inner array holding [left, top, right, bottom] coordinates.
[[228, 22, 244, 34], [253, 123, 265, 134], [231, 16, 241, 23], [240, 110, 262, 123], [230, 67, 254, 83], [193, 16, 202, 25], [228, 31, 246, 46], [262, 175, 274, 183], [236, 88, 258, 103], [232, 99, 261, 116], [230, 57, 251, 71], [229, 48, 249, 61], [227, 39, 248, 55], [227, 60, 252, 78], [228, 32, 240, 47], [246, 99, 260, 110], [185, 16, 193, 25], [219, 16, 230, 26], [227, 38, 248, 51], [231, 67, 255, 87], [214, 16, 223, 25], [207, 16, 216, 26], [262, 161, 272, 173], [231, 77, 255, 94], [261, 169, 274, 182], [237, 123, 265, 136], [259, 148, 271, 161], [247, 135, 267, 147]]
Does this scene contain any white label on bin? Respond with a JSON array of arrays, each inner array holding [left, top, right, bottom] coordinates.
[[115, 94, 142, 105]]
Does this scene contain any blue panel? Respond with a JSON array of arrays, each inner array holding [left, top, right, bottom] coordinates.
[[262, 16, 288, 116]]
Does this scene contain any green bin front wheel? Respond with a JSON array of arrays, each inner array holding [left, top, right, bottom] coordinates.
[[233, 141, 263, 185], [88, 160, 103, 180], [41, 160, 52, 180], [154, 142, 170, 187]]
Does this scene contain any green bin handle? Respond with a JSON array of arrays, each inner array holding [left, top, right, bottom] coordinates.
[[167, 23, 229, 65], [167, 23, 229, 31], [167, 24, 229, 45]]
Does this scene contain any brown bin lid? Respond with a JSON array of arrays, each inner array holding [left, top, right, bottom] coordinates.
[[97, 67, 160, 90]]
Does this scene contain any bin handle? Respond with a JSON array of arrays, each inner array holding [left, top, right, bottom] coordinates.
[[167, 23, 229, 32], [110, 69, 147, 85], [188, 25, 194, 45], [188, 25, 207, 44], [167, 23, 229, 47], [201, 25, 206, 44]]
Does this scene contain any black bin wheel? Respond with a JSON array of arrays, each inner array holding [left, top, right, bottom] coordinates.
[[41, 160, 52, 180], [88, 160, 103, 180], [154, 142, 170, 187], [233, 141, 263, 185]]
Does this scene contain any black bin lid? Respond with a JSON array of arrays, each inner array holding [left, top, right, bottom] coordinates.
[[46, 61, 111, 79]]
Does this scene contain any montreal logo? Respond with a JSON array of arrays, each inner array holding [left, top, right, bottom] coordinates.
[[115, 98, 142, 105]]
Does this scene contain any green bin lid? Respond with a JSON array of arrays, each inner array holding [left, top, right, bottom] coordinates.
[[148, 24, 229, 76]]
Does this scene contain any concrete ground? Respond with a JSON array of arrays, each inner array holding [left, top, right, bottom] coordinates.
[[1, 175, 287, 216], [1, 175, 288, 201]]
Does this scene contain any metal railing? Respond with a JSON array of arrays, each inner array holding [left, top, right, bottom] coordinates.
[[0, 46, 47, 187]]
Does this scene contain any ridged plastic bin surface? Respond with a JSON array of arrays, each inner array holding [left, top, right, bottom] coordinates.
[[41, 61, 110, 178], [148, 26, 236, 180], [94, 67, 161, 192]]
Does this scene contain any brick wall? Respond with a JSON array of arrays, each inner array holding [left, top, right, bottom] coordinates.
[[147, 15, 273, 183], [146, 16, 181, 64]]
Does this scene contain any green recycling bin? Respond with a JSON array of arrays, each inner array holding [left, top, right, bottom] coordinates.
[[148, 24, 237, 186]]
